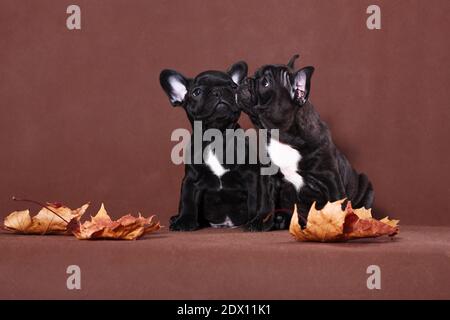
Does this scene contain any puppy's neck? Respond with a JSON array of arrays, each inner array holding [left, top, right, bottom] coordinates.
[[203, 122, 241, 133], [295, 102, 320, 130], [190, 122, 241, 149], [190, 121, 240, 133], [282, 101, 330, 149]]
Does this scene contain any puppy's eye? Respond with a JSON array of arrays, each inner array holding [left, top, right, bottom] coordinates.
[[261, 78, 270, 88], [192, 88, 202, 97]]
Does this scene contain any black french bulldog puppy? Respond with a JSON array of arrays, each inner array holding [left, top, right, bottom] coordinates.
[[160, 62, 275, 231], [238, 55, 374, 225]]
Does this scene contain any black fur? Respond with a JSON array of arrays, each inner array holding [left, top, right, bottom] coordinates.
[[238, 56, 374, 225], [160, 62, 276, 231]]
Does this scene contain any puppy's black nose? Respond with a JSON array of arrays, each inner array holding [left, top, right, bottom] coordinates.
[[241, 78, 255, 94]]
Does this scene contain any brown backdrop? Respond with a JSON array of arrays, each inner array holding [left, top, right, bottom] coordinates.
[[1, 0, 449, 226]]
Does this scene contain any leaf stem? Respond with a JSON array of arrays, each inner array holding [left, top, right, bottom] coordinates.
[[12, 196, 69, 223]]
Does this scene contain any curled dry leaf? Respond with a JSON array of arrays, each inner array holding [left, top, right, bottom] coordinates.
[[4, 202, 89, 235], [68, 203, 161, 240], [289, 199, 348, 242], [289, 200, 399, 242]]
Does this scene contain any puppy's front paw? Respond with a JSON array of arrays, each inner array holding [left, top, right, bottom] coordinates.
[[169, 215, 199, 231], [169, 214, 179, 224], [243, 215, 273, 232], [272, 211, 292, 230]]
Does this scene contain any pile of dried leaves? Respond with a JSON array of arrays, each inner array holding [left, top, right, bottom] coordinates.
[[289, 199, 399, 242], [4, 198, 160, 240], [69, 203, 160, 240], [4, 197, 398, 243]]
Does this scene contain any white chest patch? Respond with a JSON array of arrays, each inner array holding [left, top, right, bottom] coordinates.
[[205, 148, 229, 178], [267, 138, 304, 191]]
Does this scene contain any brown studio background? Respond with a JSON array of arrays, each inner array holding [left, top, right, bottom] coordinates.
[[0, 0, 449, 226]]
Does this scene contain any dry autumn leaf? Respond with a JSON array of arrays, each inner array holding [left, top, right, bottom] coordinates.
[[68, 203, 161, 240], [289, 200, 399, 242], [4, 200, 89, 235]]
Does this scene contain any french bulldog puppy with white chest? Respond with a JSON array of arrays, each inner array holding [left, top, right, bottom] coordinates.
[[160, 62, 276, 231], [238, 55, 374, 225]]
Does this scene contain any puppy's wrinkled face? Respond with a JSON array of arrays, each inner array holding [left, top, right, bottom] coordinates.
[[160, 62, 248, 130], [238, 55, 314, 130]]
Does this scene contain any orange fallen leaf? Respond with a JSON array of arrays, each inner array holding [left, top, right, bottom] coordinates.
[[68, 203, 161, 240], [380, 216, 400, 228], [289, 199, 348, 242], [289, 200, 399, 242], [4, 202, 89, 234]]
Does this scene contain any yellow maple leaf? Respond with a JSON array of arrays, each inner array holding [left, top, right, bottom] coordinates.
[[289, 200, 399, 242], [4, 202, 89, 234], [69, 203, 161, 240]]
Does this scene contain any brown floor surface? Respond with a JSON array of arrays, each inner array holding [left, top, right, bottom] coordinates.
[[0, 226, 449, 299]]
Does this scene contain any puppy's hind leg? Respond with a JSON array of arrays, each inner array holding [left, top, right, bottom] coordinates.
[[244, 173, 275, 232], [272, 180, 296, 230], [350, 173, 374, 209], [170, 175, 202, 231]]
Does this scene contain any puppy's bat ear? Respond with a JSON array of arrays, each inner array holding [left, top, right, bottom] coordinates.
[[287, 54, 300, 70], [159, 69, 190, 106], [227, 61, 248, 85], [291, 66, 314, 106]]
